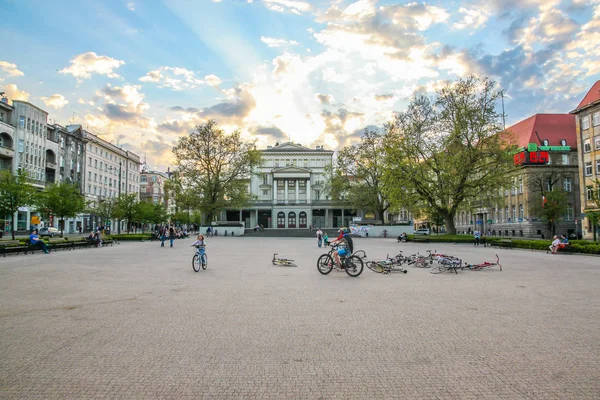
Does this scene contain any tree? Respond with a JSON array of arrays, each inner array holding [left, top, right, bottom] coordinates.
[[92, 198, 118, 228], [0, 170, 37, 239], [164, 176, 200, 225], [38, 182, 86, 237], [383, 76, 517, 234], [587, 179, 600, 241], [533, 190, 568, 237], [327, 129, 391, 221], [173, 120, 262, 224], [115, 193, 139, 233]]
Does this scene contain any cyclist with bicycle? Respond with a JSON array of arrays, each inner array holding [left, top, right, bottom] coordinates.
[[331, 227, 353, 268], [191, 234, 207, 261]]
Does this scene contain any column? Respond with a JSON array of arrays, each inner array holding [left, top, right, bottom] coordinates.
[[295, 180, 299, 202], [255, 209, 258, 226], [325, 209, 329, 228], [284, 180, 288, 203], [341, 208, 345, 227], [273, 179, 277, 202], [239, 209, 243, 223], [306, 179, 311, 204]]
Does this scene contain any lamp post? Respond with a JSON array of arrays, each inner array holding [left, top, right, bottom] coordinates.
[[118, 160, 122, 234]]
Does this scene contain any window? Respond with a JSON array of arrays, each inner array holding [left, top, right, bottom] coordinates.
[[60, 156, 64, 167], [586, 187, 594, 201], [518, 176, 523, 193], [566, 204, 574, 221], [141, 175, 147, 183], [584, 139, 591, 153], [88, 157, 92, 166], [582, 115, 590, 130], [562, 154, 570, 165], [593, 112, 600, 126], [564, 177, 572, 192], [595, 136, 600, 150], [94, 159, 98, 168], [262, 190, 268, 196], [511, 178, 517, 195], [519, 204, 524, 220], [100, 161, 103, 169], [94, 173, 97, 182], [597, 159, 600, 174], [585, 162, 592, 176], [19, 116, 25, 128], [512, 205, 516, 222], [27, 118, 31, 130], [88, 171, 92, 180], [263, 175, 268, 184], [88, 185, 91, 194], [505, 206, 509, 221]]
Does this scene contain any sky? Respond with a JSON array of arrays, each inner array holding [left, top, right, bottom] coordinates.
[[1, 0, 599, 171]]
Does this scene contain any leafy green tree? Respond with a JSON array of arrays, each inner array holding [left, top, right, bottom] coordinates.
[[173, 120, 262, 224], [327, 129, 390, 221], [383, 76, 517, 234], [532, 190, 568, 237], [115, 193, 139, 233], [0, 170, 37, 239], [587, 179, 600, 241], [38, 181, 86, 237], [91, 198, 118, 228]]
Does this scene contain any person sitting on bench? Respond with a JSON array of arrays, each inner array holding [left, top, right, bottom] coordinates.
[[30, 229, 49, 254]]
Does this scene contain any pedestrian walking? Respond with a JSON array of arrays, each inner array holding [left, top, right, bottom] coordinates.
[[169, 225, 175, 247], [316, 228, 323, 247], [160, 226, 166, 247]]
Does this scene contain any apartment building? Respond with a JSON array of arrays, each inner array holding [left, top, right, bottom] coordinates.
[[454, 114, 580, 239], [570, 80, 600, 240], [0, 96, 15, 173], [74, 126, 141, 232], [139, 164, 170, 206]]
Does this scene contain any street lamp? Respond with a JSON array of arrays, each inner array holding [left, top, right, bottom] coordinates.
[[118, 160, 122, 234]]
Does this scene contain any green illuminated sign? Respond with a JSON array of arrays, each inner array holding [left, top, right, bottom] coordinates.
[[520, 143, 571, 153]]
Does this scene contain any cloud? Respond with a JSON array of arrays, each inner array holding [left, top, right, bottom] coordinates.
[[453, 8, 490, 30], [2, 84, 30, 102], [139, 66, 220, 90], [170, 106, 200, 113], [0, 61, 24, 77], [262, 0, 311, 14], [127, 2, 135, 11], [374, 93, 393, 101], [59, 52, 125, 82], [260, 36, 300, 47], [91, 83, 151, 127], [40, 94, 69, 109], [316, 94, 334, 104]]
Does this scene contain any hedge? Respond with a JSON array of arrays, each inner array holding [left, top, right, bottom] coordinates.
[[106, 234, 152, 241], [406, 235, 600, 255]]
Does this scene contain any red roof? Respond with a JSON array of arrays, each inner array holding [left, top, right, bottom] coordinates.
[[506, 114, 576, 148], [573, 80, 600, 112]]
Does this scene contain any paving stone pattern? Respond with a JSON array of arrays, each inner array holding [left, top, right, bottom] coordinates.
[[1, 237, 599, 399]]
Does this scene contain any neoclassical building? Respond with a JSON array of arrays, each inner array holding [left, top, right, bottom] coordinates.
[[219, 142, 362, 229]]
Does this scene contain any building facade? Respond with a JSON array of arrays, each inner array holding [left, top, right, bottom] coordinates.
[[0, 96, 15, 174], [454, 114, 581, 239], [75, 126, 141, 233], [570, 80, 600, 240], [220, 142, 369, 229], [139, 164, 170, 206]]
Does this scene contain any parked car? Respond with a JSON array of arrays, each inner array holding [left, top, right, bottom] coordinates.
[[39, 227, 60, 237], [414, 229, 430, 235]]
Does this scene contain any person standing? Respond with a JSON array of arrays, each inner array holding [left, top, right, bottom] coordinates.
[[160, 226, 166, 247], [316, 228, 323, 247], [169, 225, 175, 247], [474, 229, 481, 246]]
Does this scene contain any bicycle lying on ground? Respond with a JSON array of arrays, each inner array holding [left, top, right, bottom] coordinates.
[[317, 244, 364, 277], [272, 253, 297, 267], [462, 254, 502, 271], [429, 255, 463, 274], [192, 245, 208, 272], [366, 253, 408, 274]]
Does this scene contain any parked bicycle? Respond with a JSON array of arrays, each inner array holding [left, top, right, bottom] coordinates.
[[429, 254, 463, 274], [317, 243, 364, 277], [272, 253, 297, 267], [192, 245, 207, 272], [366, 253, 408, 274], [463, 254, 502, 271]]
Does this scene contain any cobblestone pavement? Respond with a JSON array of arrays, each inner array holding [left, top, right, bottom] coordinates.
[[1, 237, 599, 399]]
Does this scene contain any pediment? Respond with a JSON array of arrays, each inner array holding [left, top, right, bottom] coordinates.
[[264, 141, 329, 153], [272, 166, 312, 173]]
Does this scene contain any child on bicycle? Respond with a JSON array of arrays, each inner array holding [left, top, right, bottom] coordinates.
[[330, 228, 353, 268], [191, 234, 206, 248]]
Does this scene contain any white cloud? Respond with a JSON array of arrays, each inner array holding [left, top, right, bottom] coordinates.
[[260, 36, 300, 47], [2, 84, 30, 102], [262, 0, 311, 15], [59, 52, 125, 82], [453, 8, 490, 30], [139, 66, 205, 90], [204, 74, 222, 87], [127, 2, 135, 11], [40, 94, 69, 109], [0, 61, 24, 77]]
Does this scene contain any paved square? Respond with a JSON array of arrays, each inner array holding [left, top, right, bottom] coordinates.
[[1, 237, 599, 399]]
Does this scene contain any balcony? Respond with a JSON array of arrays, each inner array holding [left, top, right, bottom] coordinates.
[[46, 161, 57, 169], [0, 146, 14, 158]]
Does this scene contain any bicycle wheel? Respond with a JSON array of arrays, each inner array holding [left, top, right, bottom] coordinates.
[[345, 255, 364, 277], [283, 260, 297, 267], [430, 264, 446, 274], [192, 254, 200, 272], [202, 253, 208, 270], [366, 261, 385, 274], [353, 250, 367, 259], [317, 254, 334, 275], [414, 258, 429, 268]]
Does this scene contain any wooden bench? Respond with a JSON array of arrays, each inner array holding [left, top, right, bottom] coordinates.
[[0, 240, 28, 257], [47, 237, 73, 252]]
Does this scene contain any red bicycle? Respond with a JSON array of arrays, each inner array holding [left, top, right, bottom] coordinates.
[[463, 254, 501, 271]]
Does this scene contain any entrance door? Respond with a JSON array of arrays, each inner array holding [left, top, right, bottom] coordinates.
[[277, 212, 285, 228], [288, 212, 296, 228], [258, 211, 270, 228], [299, 211, 307, 228]]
